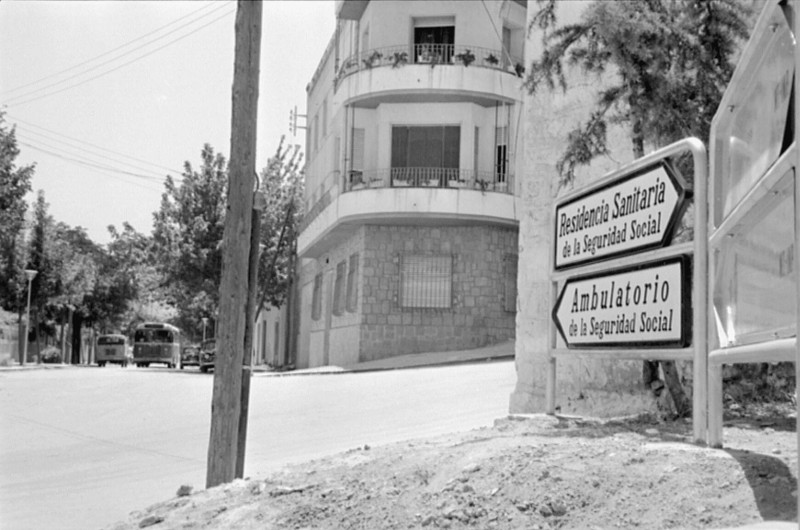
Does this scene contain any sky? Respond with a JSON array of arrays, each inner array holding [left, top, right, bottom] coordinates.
[[0, 0, 335, 245]]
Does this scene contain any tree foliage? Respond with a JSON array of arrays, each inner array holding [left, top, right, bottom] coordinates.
[[0, 111, 35, 311], [526, 0, 751, 186], [256, 138, 304, 315], [152, 144, 227, 340]]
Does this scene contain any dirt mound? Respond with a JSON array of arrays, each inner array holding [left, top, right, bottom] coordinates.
[[107, 408, 798, 530]]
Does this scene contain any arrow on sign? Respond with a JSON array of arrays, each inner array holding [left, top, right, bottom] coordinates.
[[552, 257, 691, 349], [554, 161, 688, 270]]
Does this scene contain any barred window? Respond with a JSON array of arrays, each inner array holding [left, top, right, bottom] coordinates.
[[333, 260, 346, 316], [401, 254, 452, 308], [346, 253, 359, 312], [503, 253, 518, 312], [311, 273, 323, 321]]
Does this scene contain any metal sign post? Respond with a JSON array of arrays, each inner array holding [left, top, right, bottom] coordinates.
[[547, 137, 708, 444]]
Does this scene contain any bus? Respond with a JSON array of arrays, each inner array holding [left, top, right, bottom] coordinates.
[[96, 334, 130, 367], [132, 322, 181, 368]]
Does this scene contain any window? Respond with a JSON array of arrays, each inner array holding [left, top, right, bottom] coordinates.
[[333, 260, 346, 316], [273, 321, 280, 360], [350, 128, 365, 186], [401, 255, 452, 308], [503, 254, 518, 313], [322, 98, 328, 137], [311, 273, 323, 320], [413, 17, 455, 64], [496, 126, 508, 183], [346, 253, 359, 312], [391, 126, 460, 184]]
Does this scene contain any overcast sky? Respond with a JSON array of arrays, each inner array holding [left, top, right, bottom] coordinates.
[[0, 0, 335, 244]]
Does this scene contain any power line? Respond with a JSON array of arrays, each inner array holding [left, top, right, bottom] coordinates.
[[4, 6, 235, 108], [1, 2, 221, 97], [19, 139, 166, 189], [8, 113, 184, 175], [17, 130, 175, 181]]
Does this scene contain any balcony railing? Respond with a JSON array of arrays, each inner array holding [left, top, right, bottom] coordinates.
[[335, 44, 524, 86], [344, 167, 513, 192]]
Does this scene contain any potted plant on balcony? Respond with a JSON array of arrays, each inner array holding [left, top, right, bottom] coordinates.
[[363, 51, 383, 69], [391, 51, 408, 68], [486, 53, 500, 66], [514, 62, 525, 77], [455, 49, 476, 67]]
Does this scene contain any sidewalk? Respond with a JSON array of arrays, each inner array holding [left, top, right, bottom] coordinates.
[[258, 340, 515, 376]]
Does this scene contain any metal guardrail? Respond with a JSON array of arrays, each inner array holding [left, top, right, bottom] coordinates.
[[336, 44, 524, 85], [299, 167, 514, 231]]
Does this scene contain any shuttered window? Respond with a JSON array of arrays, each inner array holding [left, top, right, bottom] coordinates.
[[333, 261, 346, 316], [311, 273, 323, 320], [346, 253, 359, 312], [401, 255, 452, 308]]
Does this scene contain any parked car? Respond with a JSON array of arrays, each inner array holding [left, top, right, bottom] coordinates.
[[180, 345, 200, 369], [199, 339, 216, 373]]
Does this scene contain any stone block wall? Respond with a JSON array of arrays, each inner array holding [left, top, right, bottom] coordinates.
[[359, 224, 517, 361]]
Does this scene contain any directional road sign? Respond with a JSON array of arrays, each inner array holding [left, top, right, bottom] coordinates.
[[552, 256, 691, 348], [555, 161, 688, 270]]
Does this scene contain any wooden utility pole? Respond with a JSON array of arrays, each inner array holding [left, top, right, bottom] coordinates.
[[206, 0, 262, 489], [236, 196, 264, 478]]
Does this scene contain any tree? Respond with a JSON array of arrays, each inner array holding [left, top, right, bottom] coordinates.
[[0, 111, 35, 311], [256, 137, 304, 315], [526, 0, 751, 416], [152, 144, 227, 340], [527, 0, 750, 186]]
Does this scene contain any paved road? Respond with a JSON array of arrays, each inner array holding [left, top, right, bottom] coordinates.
[[0, 360, 515, 529]]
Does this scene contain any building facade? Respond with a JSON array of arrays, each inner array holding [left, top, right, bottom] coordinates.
[[295, 0, 527, 368]]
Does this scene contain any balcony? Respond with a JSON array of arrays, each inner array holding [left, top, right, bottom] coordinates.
[[335, 44, 524, 88], [299, 167, 515, 242], [343, 167, 512, 193]]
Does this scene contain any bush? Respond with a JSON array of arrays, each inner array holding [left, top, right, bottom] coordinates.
[[40, 347, 61, 364]]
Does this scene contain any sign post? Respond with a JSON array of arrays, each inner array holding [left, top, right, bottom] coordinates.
[[547, 137, 707, 444]]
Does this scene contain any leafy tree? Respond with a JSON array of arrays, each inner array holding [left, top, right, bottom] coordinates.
[[152, 144, 227, 340], [527, 0, 751, 186], [526, 0, 751, 416], [256, 138, 304, 315], [0, 111, 35, 311]]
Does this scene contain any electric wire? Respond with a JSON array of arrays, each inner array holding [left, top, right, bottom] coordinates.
[[17, 131, 174, 182], [8, 113, 184, 175], [4, 6, 235, 108], [1, 2, 220, 97], [18, 139, 168, 193]]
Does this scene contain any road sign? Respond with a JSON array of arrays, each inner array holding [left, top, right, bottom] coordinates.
[[552, 256, 691, 348], [554, 161, 688, 270]]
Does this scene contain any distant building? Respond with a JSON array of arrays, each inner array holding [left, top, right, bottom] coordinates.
[[295, 0, 527, 368]]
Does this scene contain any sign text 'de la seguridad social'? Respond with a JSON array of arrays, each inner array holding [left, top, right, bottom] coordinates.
[[555, 162, 688, 270], [552, 257, 690, 348]]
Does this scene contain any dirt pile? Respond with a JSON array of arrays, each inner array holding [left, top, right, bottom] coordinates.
[[107, 406, 798, 530]]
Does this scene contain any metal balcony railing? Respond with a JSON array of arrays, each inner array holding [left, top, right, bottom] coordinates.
[[335, 44, 524, 85], [299, 167, 513, 231], [344, 167, 513, 192]]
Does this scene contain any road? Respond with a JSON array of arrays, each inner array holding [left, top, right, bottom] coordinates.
[[0, 360, 516, 530]]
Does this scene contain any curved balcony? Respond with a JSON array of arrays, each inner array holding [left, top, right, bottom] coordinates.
[[298, 167, 519, 258], [337, 44, 523, 82], [334, 44, 524, 107], [344, 167, 512, 193]]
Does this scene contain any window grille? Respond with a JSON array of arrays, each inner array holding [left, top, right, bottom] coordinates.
[[401, 255, 452, 308], [311, 273, 323, 320], [333, 260, 346, 316], [503, 254, 518, 312], [346, 253, 359, 312]]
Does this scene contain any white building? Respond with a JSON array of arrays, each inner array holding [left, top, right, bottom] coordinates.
[[295, 0, 527, 368]]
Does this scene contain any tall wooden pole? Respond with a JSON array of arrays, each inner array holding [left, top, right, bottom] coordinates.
[[206, 0, 262, 489], [236, 197, 263, 478]]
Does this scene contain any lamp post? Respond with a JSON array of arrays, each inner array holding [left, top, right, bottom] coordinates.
[[202, 317, 209, 342], [22, 269, 37, 366]]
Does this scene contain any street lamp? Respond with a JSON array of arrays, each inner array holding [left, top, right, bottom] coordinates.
[[202, 317, 209, 342], [22, 269, 37, 366]]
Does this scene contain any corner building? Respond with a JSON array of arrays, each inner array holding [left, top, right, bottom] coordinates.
[[295, 0, 526, 368]]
